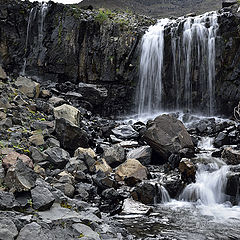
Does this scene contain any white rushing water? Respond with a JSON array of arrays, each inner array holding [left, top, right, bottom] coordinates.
[[137, 19, 169, 116], [137, 12, 219, 117]]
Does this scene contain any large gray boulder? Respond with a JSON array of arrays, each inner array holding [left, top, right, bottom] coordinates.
[[53, 104, 81, 126], [143, 114, 194, 161], [15, 77, 40, 98]]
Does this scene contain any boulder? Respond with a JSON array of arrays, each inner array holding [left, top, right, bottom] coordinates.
[[44, 147, 70, 169], [72, 223, 101, 240], [31, 185, 55, 211], [0, 190, 19, 210], [115, 159, 148, 184], [30, 147, 48, 163], [226, 170, 240, 205], [214, 132, 229, 148], [53, 104, 81, 126], [222, 147, 240, 165], [0, 219, 18, 240], [48, 96, 66, 107], [77, 83, 108, 106], [127, 146, 152, 165], [29, 132, 45, 146], [0, 65, 7, 80], [95, 158, 112, 175], [15, 77, 40, 98], [4, 160, 37, 192], [112, 125, 139, 140], [222, 0, 237, 8], [131, 182, 156, 204], [143, 114, 194, 161], [2, 151, 34, 171], [74, 147, 96, 158], [102, 144, 125, 168], [55, 118, 89, 152]]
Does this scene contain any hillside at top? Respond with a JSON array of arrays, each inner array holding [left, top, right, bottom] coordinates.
[[78, 0, 221, 18]]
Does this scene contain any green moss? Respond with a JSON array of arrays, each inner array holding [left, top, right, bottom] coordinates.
[[95, 10, 108, 24]]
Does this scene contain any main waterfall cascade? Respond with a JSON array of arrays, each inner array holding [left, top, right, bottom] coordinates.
[[137, 11, 219, 117], [21, 3, 49, 76]]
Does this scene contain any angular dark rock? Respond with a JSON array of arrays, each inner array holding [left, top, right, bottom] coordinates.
[[0, 219, 18, 240], [0, 190, 19, 210], [31, 186, 55, 211], [55, 118, 89, 152], [44, 147, 70, 169], [112, 125, 139, 140]]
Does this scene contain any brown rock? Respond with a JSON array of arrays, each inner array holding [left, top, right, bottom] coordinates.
[[115, 159, 148, 183], [2, 151, 34, 171], [222, 147, 240, 165]]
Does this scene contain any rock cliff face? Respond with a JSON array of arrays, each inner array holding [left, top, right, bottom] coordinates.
[[0, 0, 239, 117]]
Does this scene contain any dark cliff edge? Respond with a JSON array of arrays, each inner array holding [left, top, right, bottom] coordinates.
[[0, 0, 239, 117]]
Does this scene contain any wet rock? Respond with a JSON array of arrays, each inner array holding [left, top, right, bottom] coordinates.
[[2, 151, 34, 171], [15, 77, 40, 98], [131, 182, 156, 204], [222, 147, 240, 165], [0, 65, 7, 80], [143, 114, 194, 162], [115, 159, 148, 184], [55, 118, 89, 152], [93, 172, 115, 191], [31, 185, 55, 211], [54, 104, 81, 126], [112, 125, 139, 140], [222, 0, 237, 8], [226, 171, 240, 205], [0, 190, 19, 210], [44, 147, 70, 169], [119, 141, 139, 148], [4, 160, 37, 192], [0, 219, 18, 240], [179, 158, 196, 183], [214, 132, 230, 148], [95, 158, 112, 174], [196, 121, 207, 133], [101, 187, 119, 200], [168, 154, 181, 169], [127, 146, 152, 166], [102, 144, 125, 168]]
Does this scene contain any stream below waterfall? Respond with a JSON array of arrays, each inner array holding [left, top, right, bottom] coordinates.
[[111, 115, 240, 240]]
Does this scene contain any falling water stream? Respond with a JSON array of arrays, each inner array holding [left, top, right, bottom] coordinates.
[[137, 12, 219, 117]]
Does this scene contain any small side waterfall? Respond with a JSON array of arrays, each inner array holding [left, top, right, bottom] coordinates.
[[137, 12, 219, 116], [21, 3, 49, 76], [180, 163, 229, 205], [21, 7, 35, 76]]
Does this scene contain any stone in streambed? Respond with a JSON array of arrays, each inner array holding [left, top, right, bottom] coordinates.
[[127, 146, 152, 166], [143, 114, 194, 162], [222, 147, 240, 165]]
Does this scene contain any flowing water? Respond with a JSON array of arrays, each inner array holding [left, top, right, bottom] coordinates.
[[113, 131, 240, 240], [137, 12, 219, 117]]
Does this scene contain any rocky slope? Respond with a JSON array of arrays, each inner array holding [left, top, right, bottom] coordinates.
[[79, 0, 222, 18]]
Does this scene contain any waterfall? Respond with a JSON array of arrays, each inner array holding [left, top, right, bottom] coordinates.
[[180, 163, 229, 205], [21, 7, 35, 76], [21, 3, 48, 76], [137, 19, 169, 116], [137, 12, 219, 116]]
